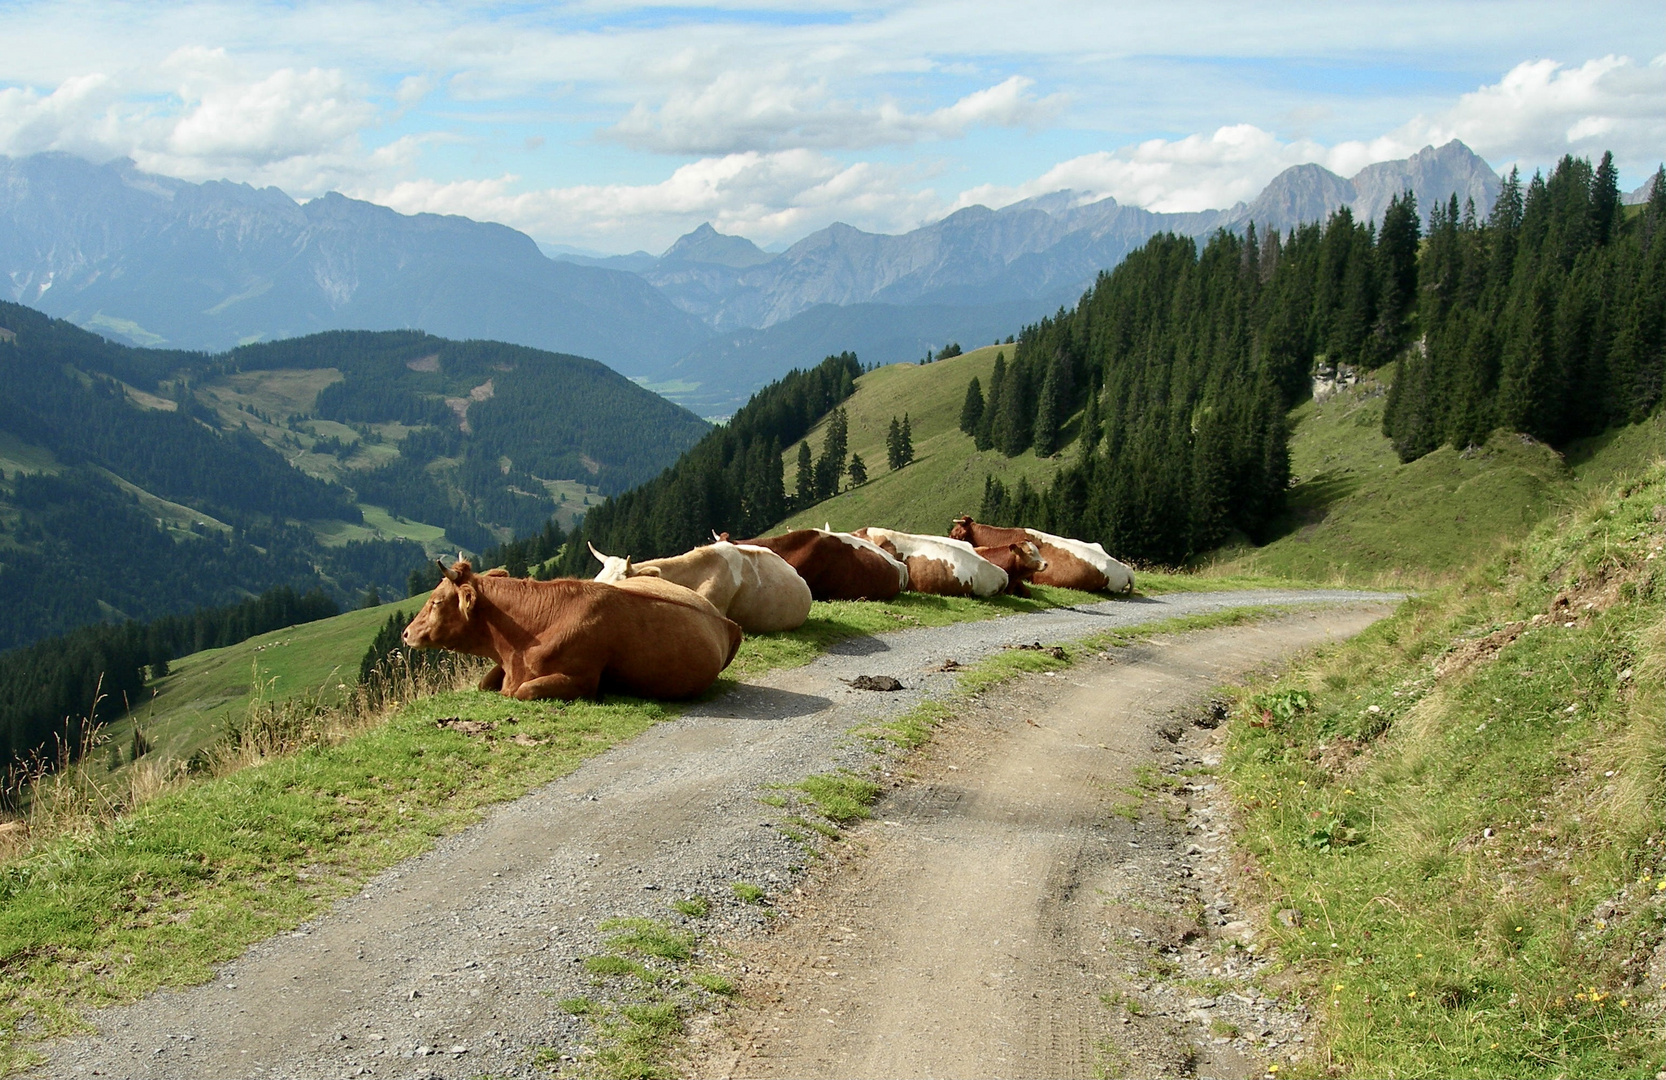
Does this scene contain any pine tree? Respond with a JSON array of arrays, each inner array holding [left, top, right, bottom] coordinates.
[[795, 441, 814, 507], [898, 413, 914, 466], [1032, 353, 1071, 456], [959, 377, 984, 434], [814, 407, 848, 499], [848, 453, 867, 486], [886, 416, 903, 470], [976, 354, 1004, 451]]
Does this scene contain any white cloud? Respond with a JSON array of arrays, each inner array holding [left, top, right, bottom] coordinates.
[[367, 149, 938, 250], [0, 52, 396, 196], [1385, 54, 1666, 174], [608, 72, 1063, 154], [955, 55, 1666, 216]]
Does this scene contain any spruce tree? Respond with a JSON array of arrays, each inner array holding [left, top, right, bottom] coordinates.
[[959, 377, 985, 434], [976, 354, 1005, 451], [886, 416, 903, 470], [795, 441, 814, 507], [814, 407, 849, 499], [848, 453, 867, 486], [898, 414, 914, 465]]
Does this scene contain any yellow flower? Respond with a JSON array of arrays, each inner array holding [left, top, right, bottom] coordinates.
[[1407, 990, 1417, 998], [1657, 880, 1665, 891], [1415, 952, 1423, 958], [1515, 926, 1524, 932], [1490, 1043, 1499, 1050], [1333, 983, 1345, 992]]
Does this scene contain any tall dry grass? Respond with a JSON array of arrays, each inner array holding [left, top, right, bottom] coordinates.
[[0, 650, 489, 864]]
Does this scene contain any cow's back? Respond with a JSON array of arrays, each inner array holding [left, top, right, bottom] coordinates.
[[739, 530, 904, 602], [727, 545, 813, 632], [637, 546, 744, 615], [601, 578, 742, 695]]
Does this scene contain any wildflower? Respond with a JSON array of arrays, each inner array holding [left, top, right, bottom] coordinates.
[[1515, 927, 1524, 933], [1407, 990, 1416, 998], [1333, 984, 1344, 992], [1657, 880, 1665, 891]]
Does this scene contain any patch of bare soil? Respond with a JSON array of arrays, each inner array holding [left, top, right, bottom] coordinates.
[[690, 608, 1390, 1080]]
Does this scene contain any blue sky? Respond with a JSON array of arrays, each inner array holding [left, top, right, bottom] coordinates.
[[1, 1, 1660, 252]]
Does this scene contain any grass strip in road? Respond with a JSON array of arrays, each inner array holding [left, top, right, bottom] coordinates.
[[1216, 466, 1664, 1078], [0, 580, 1272, 1073]]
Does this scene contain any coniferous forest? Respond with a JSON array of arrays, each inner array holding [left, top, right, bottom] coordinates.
[[980, 154, 1664, 564]]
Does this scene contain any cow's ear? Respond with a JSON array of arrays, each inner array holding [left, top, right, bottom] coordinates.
[[635, 565, 662, 577], [457, 582, 478, 620], [484, 567, 510, 577]]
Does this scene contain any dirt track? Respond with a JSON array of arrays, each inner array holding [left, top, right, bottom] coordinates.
[[691, 608, 1388, 1079], [36, 590, 1392, 1080]]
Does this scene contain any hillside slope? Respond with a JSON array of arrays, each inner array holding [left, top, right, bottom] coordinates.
[[1221, 461, 1664, 1076], [0, 305, 706, 649], [773, 345, 1077, 535], [1224, 370, 1666, 583], [780, 354, 1664, 583]]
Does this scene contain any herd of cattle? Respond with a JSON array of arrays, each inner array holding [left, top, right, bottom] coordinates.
[[400, 518, 1135, 703]]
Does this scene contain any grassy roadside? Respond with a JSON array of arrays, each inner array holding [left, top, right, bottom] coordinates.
[[1217, 464, 1665, 1078], [0, 578, 1280, 1073]]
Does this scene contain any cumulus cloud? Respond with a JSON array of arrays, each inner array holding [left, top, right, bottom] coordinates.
[[367, 149, 939, 250], [956, 55, 1666, 215], [608, 72, 1063, 154], [1384, 54, 1666, 174], [0, 50, 392, 195]]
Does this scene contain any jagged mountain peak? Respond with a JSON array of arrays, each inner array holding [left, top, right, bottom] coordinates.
[[659, 222, 773, 268]]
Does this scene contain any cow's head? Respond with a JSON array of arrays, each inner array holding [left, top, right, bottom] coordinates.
[[949, 516, 975, 542], [1011, 541, 1047, 574], [589, 542, 660, 583], [403, 559, 483, 649]]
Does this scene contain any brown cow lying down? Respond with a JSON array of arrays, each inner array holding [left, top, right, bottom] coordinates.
[[728, 528, 908, 601], [975, 540, 1048, 597], [950, 516, 1134, 593], [852, 527, 1007, 598], [403, 560, 741, 701], [589, 540, 813, 633]]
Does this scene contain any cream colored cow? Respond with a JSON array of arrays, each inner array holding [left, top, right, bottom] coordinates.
[[590, 540, 813, 633]]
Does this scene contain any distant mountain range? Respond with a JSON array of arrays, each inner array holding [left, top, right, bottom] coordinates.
[[3, 141, 1506, 415], [0, 153, 711, 370]]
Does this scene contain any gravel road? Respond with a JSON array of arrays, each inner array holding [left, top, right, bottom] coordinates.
[[690, 607, 1392, 1079], [37, 589, 1393, 1080]]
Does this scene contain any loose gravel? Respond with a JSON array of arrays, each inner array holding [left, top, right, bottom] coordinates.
[[36, 589, 1393, 1080]]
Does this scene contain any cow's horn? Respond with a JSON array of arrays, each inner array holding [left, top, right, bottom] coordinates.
[[437, 557, 460, 583], [588, 541, 606, 563]]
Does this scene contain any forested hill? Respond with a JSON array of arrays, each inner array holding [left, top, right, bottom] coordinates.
[[975, 154, 1664, 563], [0, 305, 708, 653]]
